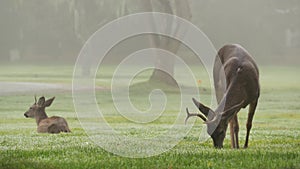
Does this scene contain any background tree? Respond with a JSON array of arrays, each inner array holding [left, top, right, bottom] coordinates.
[[0, 0, 299, 66], [149, 1, 192, 86]]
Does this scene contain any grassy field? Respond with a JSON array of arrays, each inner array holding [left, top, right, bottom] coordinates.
[[0, 64, 299, 169]]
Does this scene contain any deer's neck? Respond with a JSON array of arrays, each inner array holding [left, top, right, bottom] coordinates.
[[35, 110, 48, 125]]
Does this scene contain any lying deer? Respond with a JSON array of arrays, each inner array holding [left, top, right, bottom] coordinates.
[[24, 96, 71, 133], [186, 44, 260, 148]]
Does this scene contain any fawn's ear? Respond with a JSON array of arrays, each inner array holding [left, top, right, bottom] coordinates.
[[37, 97, 45, 106], [44, 97, 55, 107]]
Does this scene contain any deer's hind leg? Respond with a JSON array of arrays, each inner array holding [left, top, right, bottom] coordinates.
[[244, 100, 258, 148], [62, 125, 71, 133], [48, 124, 60, 134]]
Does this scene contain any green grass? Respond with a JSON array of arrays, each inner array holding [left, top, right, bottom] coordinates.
[[0, 64, 299, 169]]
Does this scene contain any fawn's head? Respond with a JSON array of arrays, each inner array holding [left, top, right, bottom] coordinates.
[[185, 98, 244, 148], [24, 96, 55, 118]]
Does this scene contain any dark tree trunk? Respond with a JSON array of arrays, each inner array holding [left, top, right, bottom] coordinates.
[[148, 0, 192, 86], [149, 52, 177, 86], [149, 37, 181, 86]]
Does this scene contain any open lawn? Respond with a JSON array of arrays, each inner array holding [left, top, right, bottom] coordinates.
[[0, 64, 299, 169]]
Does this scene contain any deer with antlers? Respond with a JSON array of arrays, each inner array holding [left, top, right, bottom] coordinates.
[[186, 44, 260, 148], [24, 96, 71, 134]]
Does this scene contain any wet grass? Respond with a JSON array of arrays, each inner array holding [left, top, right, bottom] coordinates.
[[0, 64, 299, 169]]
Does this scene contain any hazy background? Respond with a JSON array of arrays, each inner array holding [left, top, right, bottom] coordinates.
[[0, 0, 299, 65]]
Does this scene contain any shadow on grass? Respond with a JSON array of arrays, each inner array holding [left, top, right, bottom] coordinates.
[[129, 80, 211, 95]]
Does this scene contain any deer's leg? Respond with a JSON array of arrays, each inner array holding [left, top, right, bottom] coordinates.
[[229, 119, 235, 148], [244, 100, 258, 148], [232, 114, 239, 149]]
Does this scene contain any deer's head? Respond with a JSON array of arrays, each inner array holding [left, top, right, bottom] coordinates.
[[185, 98, 244, 148], [24, 96, 55, 118]]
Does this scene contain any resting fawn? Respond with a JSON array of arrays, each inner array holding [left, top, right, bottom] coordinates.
[[24, 96, 71, 133]]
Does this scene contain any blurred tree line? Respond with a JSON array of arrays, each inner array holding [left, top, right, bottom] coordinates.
[[0, 0, 299, 65]]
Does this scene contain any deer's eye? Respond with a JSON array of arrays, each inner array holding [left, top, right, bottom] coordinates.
[[30, 107, 33, 110]]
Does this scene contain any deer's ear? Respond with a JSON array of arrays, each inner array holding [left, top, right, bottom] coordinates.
[[37, 97, 45, 106], [192, 98, 214, 117], [44, 97, 55, 107]]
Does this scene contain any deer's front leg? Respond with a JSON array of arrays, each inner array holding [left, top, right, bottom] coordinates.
[[230, 115, 240, 149], [230, 120, 235, 148], [232, 114, 239, 148]]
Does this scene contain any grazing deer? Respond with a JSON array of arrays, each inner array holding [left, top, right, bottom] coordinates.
[[24, 96, 71, 133], [185, 44, 260, 148]]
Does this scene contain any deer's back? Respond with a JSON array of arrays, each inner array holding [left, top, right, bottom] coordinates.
[[217, 44, 259, 73], [38, 116, 71, 133], [214, 44, 260, 105]]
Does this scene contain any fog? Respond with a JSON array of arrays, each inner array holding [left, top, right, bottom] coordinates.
[[0, 0, 299, 65]]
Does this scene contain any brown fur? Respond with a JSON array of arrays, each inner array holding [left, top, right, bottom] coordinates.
[[24, 96, 71, 134], [186, 44, 260, 148]]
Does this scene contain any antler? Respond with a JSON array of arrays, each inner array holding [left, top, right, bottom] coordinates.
[[34, 95, 37, 104], [200, 100, 246, 124], [192, 98, 216, 117], [185, 107, 207, 124], [221, 100, 245, 117]]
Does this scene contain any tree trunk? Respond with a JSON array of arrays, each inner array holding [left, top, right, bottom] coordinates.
[[148, 0, 192, 86], [149, 51, 177, 86]]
